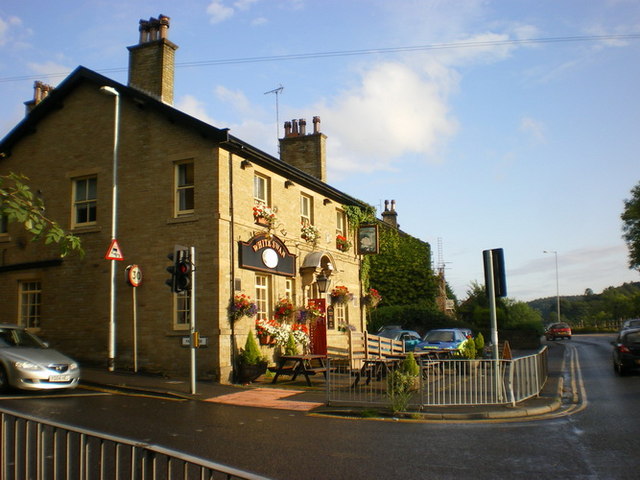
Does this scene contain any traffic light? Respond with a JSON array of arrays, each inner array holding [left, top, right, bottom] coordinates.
[[166, 245, 191, 293]]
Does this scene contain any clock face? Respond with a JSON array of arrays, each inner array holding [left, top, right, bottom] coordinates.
[[262, 248, 279, 268]]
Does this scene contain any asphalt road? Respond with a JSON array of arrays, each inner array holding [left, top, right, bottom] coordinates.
[[1, 335, 638, 479]]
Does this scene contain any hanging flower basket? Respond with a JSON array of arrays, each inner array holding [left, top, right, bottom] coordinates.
[[255, 318, 281, 345], [336, 234, 351, 252], [296, 303, 323, 323], [253, 204, 277, 228], [229, 294, 258, 322], [300, 222, 319, 244], [362, 288, 382, 308], [330, 285, 353, 305], [273, 298, 295, 321]]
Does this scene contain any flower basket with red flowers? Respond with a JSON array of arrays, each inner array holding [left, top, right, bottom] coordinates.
[[252, 204, 277, 228], [335, 234, 351, 252], [273, 298, 295, 320], [296, 303, 323, 323], [229, 294, 258, 322], [362, 288, 382, 308], [330, 285, 353, 305], [255, 318, 280, 345]]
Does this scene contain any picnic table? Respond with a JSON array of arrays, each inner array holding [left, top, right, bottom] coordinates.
[[270, 354, 329, 386]]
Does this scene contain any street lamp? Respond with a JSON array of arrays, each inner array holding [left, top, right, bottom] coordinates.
[[100, 85, 120, 372], [315, 272, 331, 294], [543, 250, 561, 322]]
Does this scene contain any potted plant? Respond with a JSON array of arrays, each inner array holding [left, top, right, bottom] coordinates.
[[330, 285, 353, 305], [228, 294, 258, 323], [237, 330, 267, 384], [300, 222, 320, 244], [273, 298, 295, 321], [335, 234, 351, 252], [296, 303, 323, 324], [252, 204, 277, 228], [255, 318, 280, 345], [362, 288, 382, 308]]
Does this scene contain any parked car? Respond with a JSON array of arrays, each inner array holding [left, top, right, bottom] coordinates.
[[620, 319, 640, 332], [416, 328, 470, 354], [0, 324, 80, 392], [612, 327, 640, 375], [377, 329, 422, 351], [545, 322, 572, 341]]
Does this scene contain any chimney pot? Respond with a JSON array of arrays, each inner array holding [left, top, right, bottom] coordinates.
[[284, 121, 292, 137], [291, 119, 299, 135], [313, 116, 321, 134], [299, 118, 306, 135]]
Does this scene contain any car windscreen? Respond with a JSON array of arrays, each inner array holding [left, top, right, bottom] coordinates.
[[0, 329, 46, 348], [624, 332, 640, 344], [424, 331, 454, 342]]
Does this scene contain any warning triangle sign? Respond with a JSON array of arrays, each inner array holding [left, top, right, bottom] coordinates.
[[105, 239, 124, 261]]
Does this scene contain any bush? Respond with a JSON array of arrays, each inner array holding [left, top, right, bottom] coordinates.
[[400, 352, 419, 376], [387, 370, 415, 414], [459, 338, 477, 359], [239, 331, 264, 365], [284, 332, 298, 356], [474, 332, 485, 353]]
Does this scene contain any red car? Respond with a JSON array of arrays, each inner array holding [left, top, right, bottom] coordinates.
[[545, 322, 572, 341]]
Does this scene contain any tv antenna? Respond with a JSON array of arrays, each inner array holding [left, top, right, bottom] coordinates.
[[264, 84, 284, 145]]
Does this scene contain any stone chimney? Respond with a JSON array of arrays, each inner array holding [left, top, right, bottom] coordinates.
[[381, 199, 399, 229], [127, 15, 178, 104], [24, 81, 54, 114], [279, 116, 327, 182]]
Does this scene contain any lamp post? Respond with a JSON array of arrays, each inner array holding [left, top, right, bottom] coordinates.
[[100, 85, 120, 372], [543, 250, 560, 322], [315, 272, 331, 295]]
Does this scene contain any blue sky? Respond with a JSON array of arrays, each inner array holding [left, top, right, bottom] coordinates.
[[1, 0, 639, 301]]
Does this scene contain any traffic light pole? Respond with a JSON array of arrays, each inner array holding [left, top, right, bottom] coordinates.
[[189, 246, 197, 395]]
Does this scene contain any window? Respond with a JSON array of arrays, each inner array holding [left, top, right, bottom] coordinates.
[[175, 161, 194, 215], [253, 174, 269, 205], [174, 291, 191, 329], [334, 302, 347, 329], [72, 176, 97, 226], [336, 210, 346, 236], [300, 193, 313, 225], [19, 281, 41, 328], [255, 275, 271, 321], [285, 278, 296, 305]]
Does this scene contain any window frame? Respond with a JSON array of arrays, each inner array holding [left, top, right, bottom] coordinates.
[[255, 274, 272, 321], [300, 193, 313, 225], [253, 173, 270, 206], [71, 176, 97, 228], [174, 161, 195, 216], [173, 290, 191, 330], [18, 280, 42, 329]]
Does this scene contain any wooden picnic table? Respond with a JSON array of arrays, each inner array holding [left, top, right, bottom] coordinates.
[[270, 354, 329, 386], [352, 357, 402, 387]]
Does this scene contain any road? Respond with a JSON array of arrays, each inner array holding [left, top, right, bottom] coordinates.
[[1, 335, 638, 479]]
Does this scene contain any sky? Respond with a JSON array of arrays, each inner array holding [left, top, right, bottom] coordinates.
[[1, 0, 639, 302]]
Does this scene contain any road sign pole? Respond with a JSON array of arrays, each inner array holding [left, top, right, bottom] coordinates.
[[133, 285, 138, 372], [190, 246, 197, 395]]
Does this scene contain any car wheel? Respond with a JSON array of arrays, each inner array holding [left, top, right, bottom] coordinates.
[[0, 366, 10, 393], [614, 361, 627, 376]]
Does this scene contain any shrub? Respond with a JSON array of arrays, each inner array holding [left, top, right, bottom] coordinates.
[[239, 331, 264, 365], [284, 332, 298, 356], [459, 338, 477, 359], [474, 332, 485, 353], [401, 352, 419, 376], [387, 370, 415, 414]]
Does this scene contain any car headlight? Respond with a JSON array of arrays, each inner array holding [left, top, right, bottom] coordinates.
[[14, 361, 43, 371], [69, 362, 79, 371]]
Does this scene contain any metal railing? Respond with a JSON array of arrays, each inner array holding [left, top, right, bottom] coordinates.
[[0, 406, 270, 480], [326, 346, 548, 409]]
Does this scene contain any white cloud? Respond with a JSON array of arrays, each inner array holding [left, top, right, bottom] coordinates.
[[176, 94, 217, 125], [315, 61, 458, 174], [0, 15, 23, 46], [26, 60, 71, 79], [207, 1, 235, 24], [214, 85, 252, 115], [520, 116, 546, 143]]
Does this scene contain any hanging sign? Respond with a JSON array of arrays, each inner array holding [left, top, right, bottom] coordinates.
[[105, 239, 125, 261]]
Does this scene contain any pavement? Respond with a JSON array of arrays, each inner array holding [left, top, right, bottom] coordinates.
[[79, 342, 567, 421]]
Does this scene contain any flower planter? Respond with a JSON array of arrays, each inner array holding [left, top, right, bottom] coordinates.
[[255, 216, 271, 227], [237, 361, 267, 384], [259, 335, 276, 346]]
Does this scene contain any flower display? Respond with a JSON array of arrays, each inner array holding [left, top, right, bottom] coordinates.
[[300, 222, 319, 244], [255, 318, 281, 338], [229, 294, 258, 322], [273, 298, 295, 320], [255, 318, 310, 347], [252, 204, 277, 228], [330, 285, 353, 304], [296, 303, 323, 323], [363, 288, 382, 308], [336, 234, 351, 252]]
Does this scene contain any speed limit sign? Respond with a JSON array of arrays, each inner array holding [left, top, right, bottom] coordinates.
[[126, 264, 142, 287]]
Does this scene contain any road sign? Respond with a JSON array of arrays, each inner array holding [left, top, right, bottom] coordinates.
[[126, 264, 142, 287], [105, 239, 124, 261]]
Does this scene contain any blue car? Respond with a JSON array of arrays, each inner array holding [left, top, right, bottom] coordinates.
[[417, 328, 470, 354]]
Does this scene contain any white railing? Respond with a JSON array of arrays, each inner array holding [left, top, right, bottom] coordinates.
[[0, 406, 270, 480], [326, 346, 548, 409]]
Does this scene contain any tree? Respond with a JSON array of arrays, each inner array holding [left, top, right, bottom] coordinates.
[[621, 181, 640, 272], [0, 172, 82, 257]]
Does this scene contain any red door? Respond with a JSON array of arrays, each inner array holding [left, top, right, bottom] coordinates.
[[308, 299, 327, 355]]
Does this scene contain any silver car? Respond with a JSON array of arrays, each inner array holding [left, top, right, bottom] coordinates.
[[0, 324, 80, 392]]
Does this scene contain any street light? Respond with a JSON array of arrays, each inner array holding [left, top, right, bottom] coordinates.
[[100, 85, 120, 372], [315, 272, 331, 294], [543, 250, 561, 322]]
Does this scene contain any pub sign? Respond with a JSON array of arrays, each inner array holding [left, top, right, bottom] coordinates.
[[239, 234, 296, 276]]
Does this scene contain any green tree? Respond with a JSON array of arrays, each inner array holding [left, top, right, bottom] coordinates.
[[621, 181, 640, 272], [0, 172, 82, 256]]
